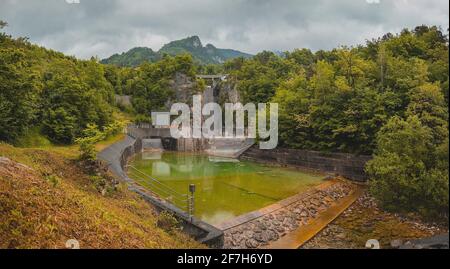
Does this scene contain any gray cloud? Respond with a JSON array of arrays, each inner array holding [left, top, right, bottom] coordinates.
[[0, 0, 448, 59]]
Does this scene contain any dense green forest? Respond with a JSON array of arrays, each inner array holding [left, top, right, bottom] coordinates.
[[0, 21, 115, 145], [223, 27, 449, 155], [1, 21, 448, 219]]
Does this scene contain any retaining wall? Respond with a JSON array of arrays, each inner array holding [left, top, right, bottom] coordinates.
[[241, 147, 372, 181]]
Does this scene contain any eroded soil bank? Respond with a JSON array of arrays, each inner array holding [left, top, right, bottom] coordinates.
[[0, 144, 202, 249]]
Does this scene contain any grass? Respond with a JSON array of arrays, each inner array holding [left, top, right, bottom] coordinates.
[[0, 133, 203, 249], [13, 127, 52, 148], [1, 110, 204, 249]]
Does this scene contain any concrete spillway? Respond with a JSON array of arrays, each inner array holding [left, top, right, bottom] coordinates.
[[205, 137, 255, 158]]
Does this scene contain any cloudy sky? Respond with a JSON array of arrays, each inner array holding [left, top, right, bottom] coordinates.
[[0, 0, 448, 59]]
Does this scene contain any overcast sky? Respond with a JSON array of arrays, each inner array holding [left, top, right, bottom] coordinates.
[[0, 0, 448, 59]]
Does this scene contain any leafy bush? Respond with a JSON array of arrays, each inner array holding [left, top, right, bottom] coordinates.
[[134, 114, 152, 125], [156, 211, 180, 233], [75, 124, 105, 162], [103, 121, 125, 138], [45, 174, 61, 188]]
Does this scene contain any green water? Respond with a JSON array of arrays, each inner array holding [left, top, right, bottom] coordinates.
[[128, 152, 325, 225]]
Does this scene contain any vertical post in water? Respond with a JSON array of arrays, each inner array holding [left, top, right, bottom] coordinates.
[[189, 184, 196, 221]]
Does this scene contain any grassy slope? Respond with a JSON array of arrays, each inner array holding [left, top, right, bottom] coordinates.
[[0, 134, 203, 249]]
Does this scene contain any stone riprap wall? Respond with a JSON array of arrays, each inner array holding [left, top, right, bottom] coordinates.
[[241, 147, 372, 181], [97, 134, 224, 248], [219, 180, 355, 249]]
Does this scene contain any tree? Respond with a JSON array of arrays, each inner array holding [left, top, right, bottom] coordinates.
[[41, 64, 113, 144], [366, 116, 449, 219], [272, 71, 312, 148], [0, 48, 37, 142], [228, 51, 291, 104], [406, 83, 448, 146], [310, 60, 335, 100]]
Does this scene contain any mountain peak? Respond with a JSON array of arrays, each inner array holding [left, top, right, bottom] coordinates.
[[162, 35, 203, 50], [101, 36, 253, 66], [186, 36, 202, 48]]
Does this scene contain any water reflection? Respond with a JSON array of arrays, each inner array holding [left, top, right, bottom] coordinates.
[[152, 161, 170, 176], [201, 210, 236, 226], [142, 151, 162, 160]]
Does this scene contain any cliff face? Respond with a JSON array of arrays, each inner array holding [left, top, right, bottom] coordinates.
[[165, 73, 241, 109], [216, 80, 241, 104]]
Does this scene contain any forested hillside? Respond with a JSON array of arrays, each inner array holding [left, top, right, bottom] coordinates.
[[0, 21, 114, 145], [101, 36, 253, 67], [221, 25, 449, 219], [223, 26, 448, 155], [100, 47, 161, 67]]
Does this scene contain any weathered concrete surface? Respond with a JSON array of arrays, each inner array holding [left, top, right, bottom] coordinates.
[[142, 138, 163, 151], [241, 147, 372, 181], [219, 179, 360, 249], [177, 137, 207, 152]]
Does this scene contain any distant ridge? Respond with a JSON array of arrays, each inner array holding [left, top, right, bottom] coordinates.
[[101, 36, 253, 66]]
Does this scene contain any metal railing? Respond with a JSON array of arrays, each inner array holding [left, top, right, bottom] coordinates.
[[126, 165, 192, 213]]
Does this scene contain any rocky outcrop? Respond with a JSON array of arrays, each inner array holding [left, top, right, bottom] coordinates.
[[216, 80, 241, 104], [168, 73, 197, 107]]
